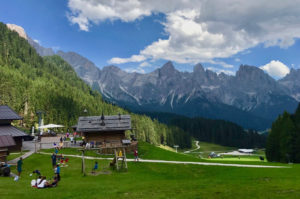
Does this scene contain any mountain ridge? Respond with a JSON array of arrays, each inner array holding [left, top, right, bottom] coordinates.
[[7, 23, 300, 130]]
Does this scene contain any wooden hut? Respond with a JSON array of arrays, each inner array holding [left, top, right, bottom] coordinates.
[[76, 114, 137, 152], [0, 106, 27, 151], [0, 135, 16, 162]]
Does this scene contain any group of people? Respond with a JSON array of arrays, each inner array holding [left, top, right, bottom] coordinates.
[[30, 152, 62, 188], [31, 175, 59, 188]]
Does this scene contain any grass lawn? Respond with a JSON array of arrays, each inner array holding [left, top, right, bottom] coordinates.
[[1, 152, 300, 199], [204, 155, 266, 162], [197, 142, 236, 153], [40, 142, 202, 162], [7, 150, 30, 161], [40, 142, 286, 166]]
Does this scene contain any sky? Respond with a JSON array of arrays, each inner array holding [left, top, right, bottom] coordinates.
[[1, 0, 300, 79]]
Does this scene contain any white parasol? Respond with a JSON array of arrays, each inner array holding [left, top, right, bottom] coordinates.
[[38, 124, 64, 129]]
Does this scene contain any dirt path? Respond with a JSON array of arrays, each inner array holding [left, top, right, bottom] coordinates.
[[8, 151, 34, 164], [38, 152, 289, 169], [184, 141, 200, 153]]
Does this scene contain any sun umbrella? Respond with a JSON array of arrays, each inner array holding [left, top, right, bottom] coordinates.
[[38, 124, 64, 129]]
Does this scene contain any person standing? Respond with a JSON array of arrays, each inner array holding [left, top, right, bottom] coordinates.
[[51, 153, 57, 168], [92, 161, 98, 174], [54, 164, 61, 181], [134, 149, 139, 162], [17, 157, 23, 176]]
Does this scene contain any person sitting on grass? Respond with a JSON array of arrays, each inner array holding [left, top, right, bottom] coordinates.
[[31, 175, 42, 187], [32, 170, 41, 178], [37, 176, 47, 188], [92, 161, 98, 174], [45, 176, 59, 188]]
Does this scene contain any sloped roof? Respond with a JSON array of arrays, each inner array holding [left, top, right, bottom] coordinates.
[[0, 105, 23, 120], [77, 115, 131, 132], [0, 135, 16, 148], [0, 125, 27, 137]]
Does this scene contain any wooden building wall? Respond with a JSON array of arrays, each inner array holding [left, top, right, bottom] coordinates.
[[84, 131, 125, 147], [8, 137, 22, 152], [0, 149, 8, 162]]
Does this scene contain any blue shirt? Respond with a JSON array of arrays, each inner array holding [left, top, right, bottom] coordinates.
[[56, 166, 60, 174]]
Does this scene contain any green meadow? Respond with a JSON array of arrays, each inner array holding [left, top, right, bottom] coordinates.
[[1, 142, 300, 199]]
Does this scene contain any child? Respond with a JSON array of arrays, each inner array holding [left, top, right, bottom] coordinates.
[[17, 157, 23, 176], [134, 149, 139, 162], [92, 161, 98, 174]]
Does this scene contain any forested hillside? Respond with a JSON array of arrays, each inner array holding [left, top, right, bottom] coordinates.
[[0, 22, 191, 148], [266, 104, 300, 163], [140, 112, 266, 148]]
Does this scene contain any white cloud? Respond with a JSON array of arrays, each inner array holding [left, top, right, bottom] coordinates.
[[33, 39, 40, 44], [140, 62, 150, 67], [260, 60, 290, 78], [109, 55, 146, 64], [67, 0, 152, 31], [67, 0, 300, 67]]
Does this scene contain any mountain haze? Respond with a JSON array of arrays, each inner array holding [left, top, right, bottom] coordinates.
[[8, 24, 299, 130]]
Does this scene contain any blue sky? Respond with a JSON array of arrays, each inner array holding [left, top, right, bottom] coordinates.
[[1, 0, 300, 78]]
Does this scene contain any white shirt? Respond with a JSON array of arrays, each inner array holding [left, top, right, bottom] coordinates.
[[37, 180, 46, 188]]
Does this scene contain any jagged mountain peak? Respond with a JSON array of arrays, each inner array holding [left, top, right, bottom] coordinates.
[[102, 65, 122, 72], [281, 68, 300, 81], [236, 64, 271, 81], [237, 64, 264, 73], [21, 26, 299, 130], [6, 24, 27, 39], [160, 61, 177, 73], [193, 63, 205, 73]]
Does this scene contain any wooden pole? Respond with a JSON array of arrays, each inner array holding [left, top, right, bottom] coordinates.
[[82, 150, 86, 176], [114, 149, 119, 171]]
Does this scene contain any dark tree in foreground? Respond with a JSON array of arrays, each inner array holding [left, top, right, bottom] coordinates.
[[266, 104, 300, 163]]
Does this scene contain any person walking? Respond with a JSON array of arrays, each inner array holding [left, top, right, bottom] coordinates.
[[17, 157, 23, 176]]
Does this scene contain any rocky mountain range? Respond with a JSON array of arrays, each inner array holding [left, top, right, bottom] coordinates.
[[51, 51, 300, 130], [7, 24, 300, 130]]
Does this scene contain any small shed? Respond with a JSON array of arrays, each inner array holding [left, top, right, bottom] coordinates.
[[76, 114, 134, 149], [0, 135, 16, 162], [0, 106, 27, 151]]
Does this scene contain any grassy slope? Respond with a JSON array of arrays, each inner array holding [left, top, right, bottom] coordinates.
[[198, 141, 236, 153], [39, 141, 286, 166], [180, 141, 285, 166], [40, 142, 202, 162], [1, 153, 300, 199]]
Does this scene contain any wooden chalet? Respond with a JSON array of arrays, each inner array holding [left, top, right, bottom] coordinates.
[[0, 106, 27, 151], [0, 135, 16, 162], [76, 114, 137, 152]]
